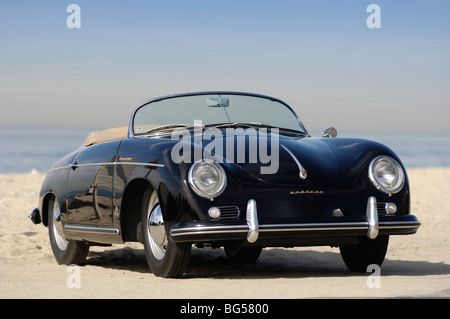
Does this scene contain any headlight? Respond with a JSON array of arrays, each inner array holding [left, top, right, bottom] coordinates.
[[188, 160, 227, 199], [368, 156, 405, 194]]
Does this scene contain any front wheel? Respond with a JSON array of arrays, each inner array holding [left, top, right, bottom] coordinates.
[[142, 190, 191, 278], [48, 197, 89, 265], [339, 235, 389, 273]]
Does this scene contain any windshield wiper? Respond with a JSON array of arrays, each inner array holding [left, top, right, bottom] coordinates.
[[145, 124, 202, 134], [211, 122, 263, 129], [209, 122, 308, 136]]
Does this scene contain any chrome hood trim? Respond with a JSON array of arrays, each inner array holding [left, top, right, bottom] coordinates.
[[281, 144, 307, 180]]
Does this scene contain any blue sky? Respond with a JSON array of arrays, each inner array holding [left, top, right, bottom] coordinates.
[[0, 1, 449, 133]]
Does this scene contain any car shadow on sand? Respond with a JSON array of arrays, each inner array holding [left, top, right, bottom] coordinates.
[[84, 246, 450, 279]]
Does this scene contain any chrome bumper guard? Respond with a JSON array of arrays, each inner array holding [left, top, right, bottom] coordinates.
[[170, 198, 421, 243]]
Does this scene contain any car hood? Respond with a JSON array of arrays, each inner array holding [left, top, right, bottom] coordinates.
[[194, 131, 342, 187], [234, 136, 341, 187]]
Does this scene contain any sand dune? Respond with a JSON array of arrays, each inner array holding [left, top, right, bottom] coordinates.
[[0, 168, 449, 298]]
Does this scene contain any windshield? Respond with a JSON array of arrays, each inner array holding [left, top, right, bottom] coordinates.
[[132, 93, 307, 135]]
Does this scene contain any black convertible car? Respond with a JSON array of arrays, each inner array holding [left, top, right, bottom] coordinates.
[[30, 91, 420, 277]]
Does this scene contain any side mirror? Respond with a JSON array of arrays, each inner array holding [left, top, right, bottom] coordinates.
[[322, 127, 337, 138], [206, 97, 229, 107]]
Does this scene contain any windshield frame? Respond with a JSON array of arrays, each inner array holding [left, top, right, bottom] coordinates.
[[128, 91, 308, 138]]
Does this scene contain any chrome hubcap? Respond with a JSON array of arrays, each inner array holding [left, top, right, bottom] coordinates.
[[147, 195, 168, 260], [52, 201, 68, 251]]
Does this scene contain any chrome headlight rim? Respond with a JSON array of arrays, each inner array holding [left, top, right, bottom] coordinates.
[[188, 160, 227, 199], [368, 155, 405, 195]]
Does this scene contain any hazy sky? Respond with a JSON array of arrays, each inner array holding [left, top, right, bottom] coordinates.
[[1, 1, 449, 133]]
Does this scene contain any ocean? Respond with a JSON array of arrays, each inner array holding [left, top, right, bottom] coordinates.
[[0, 127, 449, 174], [0, 127, 93, 174]]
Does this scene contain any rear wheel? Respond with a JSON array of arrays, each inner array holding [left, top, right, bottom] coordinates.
[[48, 197, 89, 265], [142, 190, 191, 278], [339, 235, 389, 273]]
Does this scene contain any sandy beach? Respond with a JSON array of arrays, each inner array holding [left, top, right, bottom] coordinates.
[[0, 168, 449, 299]]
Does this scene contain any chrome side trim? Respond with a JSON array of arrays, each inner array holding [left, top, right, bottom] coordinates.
[[366, 196, 379, 239], [64, 224, 120, 235], [115, 161, 164, 167], [246, 199, 259, 243], [47, 161, 164, 173], [47, 166, 72, 173], [281, 144, 307, 180], [171, 225, 248, 236]]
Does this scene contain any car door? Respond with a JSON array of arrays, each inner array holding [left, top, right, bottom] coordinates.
[[66, 140, 121, 226]]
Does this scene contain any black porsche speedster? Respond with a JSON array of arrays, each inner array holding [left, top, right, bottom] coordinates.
[[30, 91, 420, 278]]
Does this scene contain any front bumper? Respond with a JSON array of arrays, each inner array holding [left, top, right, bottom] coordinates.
[[170, 197, 421, 243]]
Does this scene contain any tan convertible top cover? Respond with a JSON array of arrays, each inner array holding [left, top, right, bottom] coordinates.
[[83, 127, 128, 146]]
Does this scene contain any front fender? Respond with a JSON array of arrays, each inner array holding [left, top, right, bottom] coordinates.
[[322, 138, 406, 185]]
